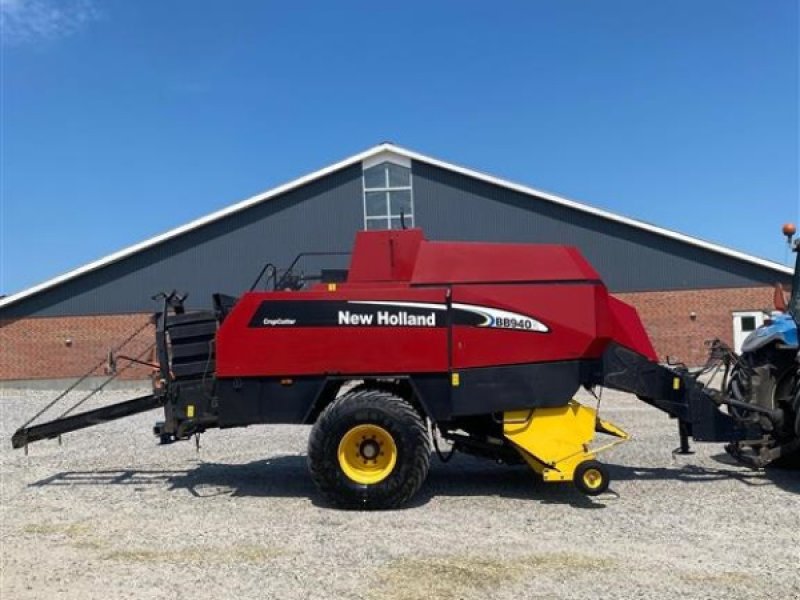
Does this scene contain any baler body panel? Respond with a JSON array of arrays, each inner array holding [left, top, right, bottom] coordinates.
[[449, 361, 587, 416], [449, 283, 608, 369], [216, 287, 450, 377], [210, 229, 664, 425], [217, 230, 654, 386], [347, 228, 424, 282], [411, 241, 601, 285], [606, 296, 659, 362]]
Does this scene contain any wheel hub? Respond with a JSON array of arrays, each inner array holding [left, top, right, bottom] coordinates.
[[338, 424, 398, 485], [582, 468, 602, 490], [359, 439, 380, 460]]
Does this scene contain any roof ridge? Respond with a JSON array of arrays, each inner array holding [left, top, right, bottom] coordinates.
[[0, 142, 791, 310]]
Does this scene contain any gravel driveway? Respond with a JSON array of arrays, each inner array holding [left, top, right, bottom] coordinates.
[[1, 387, 798, 600]]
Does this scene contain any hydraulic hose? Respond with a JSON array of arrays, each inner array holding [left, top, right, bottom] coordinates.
[[728, 378, 757, 423]]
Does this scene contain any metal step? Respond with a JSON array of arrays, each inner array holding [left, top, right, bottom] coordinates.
[[171, 360, 215, 379], [167, 322, 217, 342], [165, 311, 217, 326], [170, 341, 215, 360]]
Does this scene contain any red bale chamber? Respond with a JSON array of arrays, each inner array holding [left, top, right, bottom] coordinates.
[[216, 228, 657, 381]]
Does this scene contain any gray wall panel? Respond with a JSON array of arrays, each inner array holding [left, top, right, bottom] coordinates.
[[411, 162, 791, 292], [2, 159, 791, 319]]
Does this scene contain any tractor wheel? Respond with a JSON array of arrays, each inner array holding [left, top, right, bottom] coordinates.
[[574, 460, 610, 496], [307, 388, 431, 510], [794, 377, 800, 438]]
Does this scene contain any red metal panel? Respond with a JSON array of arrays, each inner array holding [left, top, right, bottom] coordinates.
[[347, 229, 424, 282], [216, 287, 448, 377], [607, 296, 659, 362], [450, 284, 606, 369], [412, 242, 600, 285]]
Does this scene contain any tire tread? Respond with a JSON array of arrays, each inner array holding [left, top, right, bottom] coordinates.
[[308, 388, 430, 510]]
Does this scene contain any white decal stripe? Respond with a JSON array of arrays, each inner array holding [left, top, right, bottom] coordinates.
[[452, 302, 550, 332], [347, 300, 549, 332], [349, 301, 448, 311], [451, 303, 491, 327]]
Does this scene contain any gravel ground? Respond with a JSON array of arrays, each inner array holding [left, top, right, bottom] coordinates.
[[1, 386, 798, 600]]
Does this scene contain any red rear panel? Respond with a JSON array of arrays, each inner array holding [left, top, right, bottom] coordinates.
[[607, 296, 659, 362], [450, 283, 608, 369]]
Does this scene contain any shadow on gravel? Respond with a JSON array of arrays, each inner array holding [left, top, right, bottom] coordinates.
[[607, 457, 799, 495], [710, 451, 800, 495], [29, 454, 604, 509], [31, 453, 797, 508]]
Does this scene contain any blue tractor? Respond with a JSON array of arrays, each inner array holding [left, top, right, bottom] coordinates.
[[724, 224, 799, 466]]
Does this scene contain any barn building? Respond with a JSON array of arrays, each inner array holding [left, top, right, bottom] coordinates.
[[0, 143, 792, 384]]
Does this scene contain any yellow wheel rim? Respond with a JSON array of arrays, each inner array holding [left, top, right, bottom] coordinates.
[[582, 468, 604, 491], [337, 424, 397, 485]]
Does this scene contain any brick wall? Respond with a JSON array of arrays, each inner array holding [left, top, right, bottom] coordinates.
[[617, 286, 776, 365], [0, 313, 156, 381], [0, 285, 779, 381]]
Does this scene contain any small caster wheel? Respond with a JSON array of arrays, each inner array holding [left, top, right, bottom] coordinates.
[[574, 460, 609, 496]]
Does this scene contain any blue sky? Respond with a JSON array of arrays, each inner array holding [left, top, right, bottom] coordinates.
[[1, 0, 798, 295]]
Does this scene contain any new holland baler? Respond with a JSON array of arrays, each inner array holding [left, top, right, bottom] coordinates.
[[13, 228, 795, 509]]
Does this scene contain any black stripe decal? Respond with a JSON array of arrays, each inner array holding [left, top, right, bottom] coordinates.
[[248, 300, 550, 333], [249, 300, 446, 328]]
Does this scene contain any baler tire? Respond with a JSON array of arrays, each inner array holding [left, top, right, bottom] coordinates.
[[307, 389, 431, 510], [574, 460, 609, 496]]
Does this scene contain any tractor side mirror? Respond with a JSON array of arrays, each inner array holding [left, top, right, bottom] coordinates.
[[774, 282, 788, 312]]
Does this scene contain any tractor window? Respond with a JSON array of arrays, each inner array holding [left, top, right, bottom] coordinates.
[[363, 161, 414, 230]]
